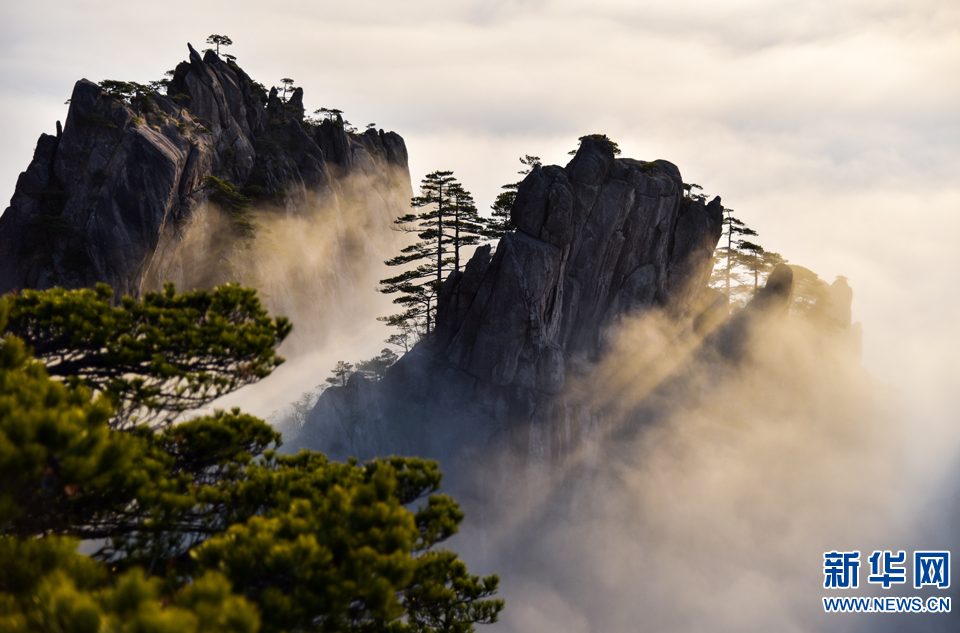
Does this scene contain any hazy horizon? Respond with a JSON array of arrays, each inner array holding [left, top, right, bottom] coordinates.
[[1, 3, 958, 630]]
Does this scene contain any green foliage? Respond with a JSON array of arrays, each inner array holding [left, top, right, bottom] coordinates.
[[204, 175, 249, 207], [97, 80, 155, 104], [0, 286, 502, 632], [0, 537, 259, 633], [4, 283, 291, 428], [405, 551, 502, 633], [203, 175, 256, 236], [381, 170, 486, 337], [0, 333, 142, 538]]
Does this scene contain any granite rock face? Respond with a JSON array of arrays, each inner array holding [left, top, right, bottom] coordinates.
[[294, 138, 724, 465], [0, 45, 409, 296], [434, 138, 723, 396]]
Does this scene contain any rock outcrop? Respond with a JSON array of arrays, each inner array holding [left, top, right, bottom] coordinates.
[[0, 44, 408, 296], [294, 137, 725, 466]]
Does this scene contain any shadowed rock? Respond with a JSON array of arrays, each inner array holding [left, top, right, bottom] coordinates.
[[294, 138, 724, 466], [0, 44, 409, 296]]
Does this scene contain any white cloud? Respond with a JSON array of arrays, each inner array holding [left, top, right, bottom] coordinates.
[[2, 2, 959, 628], [1, 0, 957, 369]]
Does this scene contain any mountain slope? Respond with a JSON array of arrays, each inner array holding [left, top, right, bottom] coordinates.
[[294, 137, 724, 464], [0, 44, 408, 296]]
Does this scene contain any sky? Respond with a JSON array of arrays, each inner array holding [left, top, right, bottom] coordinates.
[[1, 0, 958, 384], [2, 4, 960, 628]]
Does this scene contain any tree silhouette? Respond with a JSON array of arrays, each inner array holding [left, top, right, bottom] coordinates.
[[326, 360, 354, 387], [317, 107, 344, 121], [568, 133, 621, 156], [380, 171, 483, 338], [356, 348, 399, 381], [709, 206, 786, 305], [737, 241, 785, 292], [683, 182, 706, 202], [486, 155, 541, 241], [205, 34, 233, 56], [448, 182, 487, 272], [716, 207, 758, 302], [384, 324, 416, 353]]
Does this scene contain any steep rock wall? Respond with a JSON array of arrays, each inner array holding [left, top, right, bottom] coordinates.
[[0, 44, 409, 296], [295, 138, 724, 465]]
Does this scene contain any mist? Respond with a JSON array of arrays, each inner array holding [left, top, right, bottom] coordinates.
[[0, 2, 956, 630], [446, 274, 958, 632], [178, 157, 960, 630], [152, 154, 959, 630], [146, 166, 413, 420]]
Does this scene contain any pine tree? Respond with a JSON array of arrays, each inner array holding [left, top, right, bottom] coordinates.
[[384, 325, 415, 353], [715, 207, 758, 303], [356, 348, 399, 381], [709, 206, 785, 305], [380, 171, 479, 337], [0, 286, 504, 633], [205, 34, 233, 56], [448, 183, 487, 271], [327, 360, 354, 387], [736, 241, 785, 292], [486, 155, 541, 241], [4, 283, 290, 429], [416, 171, 458, 288], [683, 182, 706, 202]]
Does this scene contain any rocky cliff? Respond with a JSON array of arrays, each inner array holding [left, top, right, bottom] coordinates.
[[0, 44, 409, 296], [293, 137, 725, 465]]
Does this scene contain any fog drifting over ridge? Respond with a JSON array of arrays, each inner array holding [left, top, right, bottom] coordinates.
[[1, 3, 958, 628], [1, 1, 957, 381]]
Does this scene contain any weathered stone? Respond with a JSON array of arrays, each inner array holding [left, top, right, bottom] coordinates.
[[0, 45, 409, 295], [293, 140, 725, 465]]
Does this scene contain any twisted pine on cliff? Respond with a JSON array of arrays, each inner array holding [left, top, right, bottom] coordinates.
[[380, 171, 489, 340], [709, 206, 784, 305], [0, 286, 503, 632]]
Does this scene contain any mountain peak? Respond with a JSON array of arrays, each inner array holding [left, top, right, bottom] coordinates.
[[294, 145, 724, 462], [0, 44, 409, 296]]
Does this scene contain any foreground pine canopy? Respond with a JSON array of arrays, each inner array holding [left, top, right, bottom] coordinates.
[[0, 284, 503, 632]]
